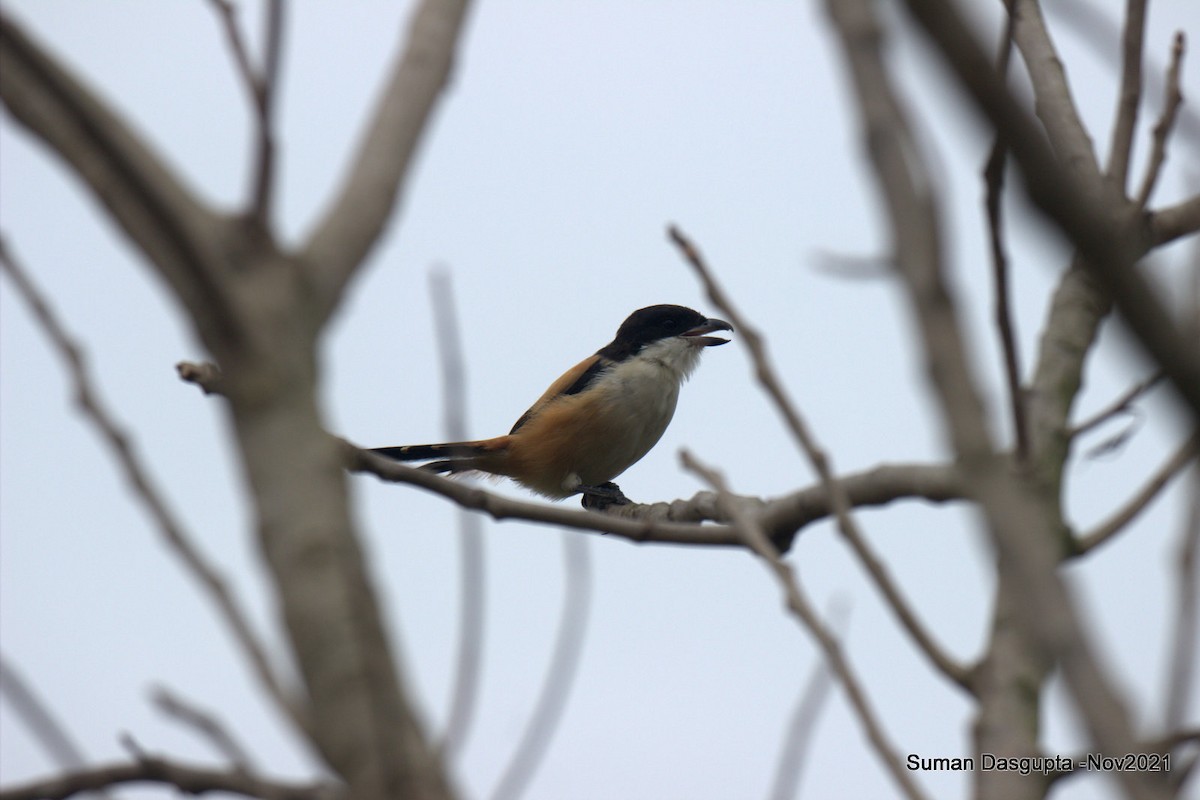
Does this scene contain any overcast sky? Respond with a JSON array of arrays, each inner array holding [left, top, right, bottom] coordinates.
[[2, 2, 1197, 799]]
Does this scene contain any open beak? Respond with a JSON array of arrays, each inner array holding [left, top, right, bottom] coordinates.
[[681, 317, 734, 347]]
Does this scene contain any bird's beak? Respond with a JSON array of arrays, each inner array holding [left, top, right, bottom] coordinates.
[[681, 317, 734, 346]]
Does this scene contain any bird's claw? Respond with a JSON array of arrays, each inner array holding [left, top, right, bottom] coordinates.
[[580, 481, 632, 511]]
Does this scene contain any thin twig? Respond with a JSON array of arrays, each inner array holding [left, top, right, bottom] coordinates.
[[1074, 435, 1198, 554], [0, 653, 103, 795], [668, 225, 970, 689], [1135, 32, 1187, 209], [252, 0, 285, 220], [428, 269, 487, 762], [984, 1, 1029, 462], [1046, 0, 1200, 149], [204, 0, 283, 220], [1105, 0, 1147, 192], [681, 451, 928, 800], [767, 603, 846, 800], [206, 0, 259, 99], [152, 685, 258, 774], [489, 535, 591, 800], [0, 237, 311, 739], [1069, 372, 1163, 438]]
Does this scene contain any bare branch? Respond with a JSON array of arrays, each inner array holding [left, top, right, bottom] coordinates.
[[0, 758, 337, 800], [760, 462, 964, 551], [0, 13, 241, 350], [489, 536, 591, 800], [302, 0, 471, 318], [206, 0, 259, 101], [681, 451, 929, 800], [1165, 466, 1200, 731], [901, 0, 1200, 445], [1105, 0, 1147, 192], [205, 0, 285, 220], [1074, 435, 1199, 554], [1135, 32, 1187, 209], [767, 603, 845, 800], [0, 654, 98, 788], [1010, 0, 1103, 182], [253, 1, 285, 220], [890, 2, 1175, 796], [671, 225, 969, 687], [1069, 372, 1162, 439], [984, 3, 1029, 462], [1150, 194, 1200, 246], [427, 269, 487, 762], [352, 445, 744, 547], [0, 238, 311, 739], [152, 686, 258, 774], [1046, 0, 1200, 149]]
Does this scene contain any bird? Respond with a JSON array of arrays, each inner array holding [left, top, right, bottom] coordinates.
[[370, 304, 733, 506]]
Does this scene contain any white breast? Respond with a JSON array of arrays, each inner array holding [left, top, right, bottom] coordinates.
[[574, 337, 703, 486]]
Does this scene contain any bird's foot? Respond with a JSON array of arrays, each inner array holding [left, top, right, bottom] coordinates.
[[579, 481, 632, 511]]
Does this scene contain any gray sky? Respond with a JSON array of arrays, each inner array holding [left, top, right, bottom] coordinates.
[[2, 2, 1197, 799]]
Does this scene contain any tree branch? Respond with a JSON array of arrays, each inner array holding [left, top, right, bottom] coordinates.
[[1165, 466, 1200, 732], [900, 0, 1200, 434], [427, 270, 487, 762], [671, 225, 970, 687], [0, 237, 312, 739], [682, 451, 929, 800], [0, 13, 241, 351], [351, 446, 744, 546], [1069, 371, 1162, 439], [1150, 194, 1200, 246], [1010, 0, 1103, 182], [0, 758, 337, 800], [152, 685, 258, 774], [205, 0, 284, 221], [0, 654, 99, 789], [489, 536, 591, 800], [302, 0, 471, 319], [984, 3, 1029, 462], [1135, 32, 1186, 209], [1074, 434, 1199, 555], [892, 2, 1177, 797], [1105, 0, 1147, 192]]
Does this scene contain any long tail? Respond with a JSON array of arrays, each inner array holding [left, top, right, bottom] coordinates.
[[370, 438, 509, 475]]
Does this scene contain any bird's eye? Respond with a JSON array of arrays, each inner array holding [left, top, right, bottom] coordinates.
[[663, 318, 677, 329]]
